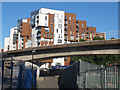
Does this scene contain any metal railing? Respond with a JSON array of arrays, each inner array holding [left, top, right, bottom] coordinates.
[[77, 60, 120, 89]]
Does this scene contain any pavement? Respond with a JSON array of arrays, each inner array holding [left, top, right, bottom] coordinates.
[[37, 76, 59, 88]]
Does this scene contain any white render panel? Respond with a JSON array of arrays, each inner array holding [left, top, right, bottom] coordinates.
[[51, 57, 64, 66], [10, 27, 18, 51], [22, 19, 28, 23], [40, 8, 65, 45], [4, 37, 10, 51], [35, 14, 49, 27]]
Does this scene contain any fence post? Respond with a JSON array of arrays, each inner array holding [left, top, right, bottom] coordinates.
[[100, 68, 103, 89], [85, 71, 87, 89], [2, 58, 4, 89], [104, 67, 107, 89], [118, 66, 120, 89], [10, 57, 13, 89]]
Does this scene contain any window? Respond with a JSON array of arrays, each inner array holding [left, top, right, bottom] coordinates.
[[58, 39, 62, 43], [32, 15, 34, 19], [57, 13, 59, 18], [65, 16, 67, 19], [70, 31, 72, 35], [44, 32, 45, 36], [45, 28, 49, 32], [91, 30, 94, 33], [52, 17, 53, 22], [61, 29, 62, 33], [38, 28, 41, 31], [73, 26, 74, 30], [51, 23, 53, 27], [56, 29, 58, 33], [47, 33, 49, 37], [66, 21, 68, 24], [45, 16, 47, 20], [82, 24, 84, 28], [51, 33, 52, 37], [27, 36, 29, 39], [70, 36, 74, 40], [58, 34, 60, 38], [58, 24, 62, 28], [21, 30, 22, 33], [73, 32, 74, 35], [69, 21, 71, 25], [52, 28, 53, 32], [73, 22, 74, 25], [70, 26, 72, 30], [69, 17, 71, 20], [73, 17, 74, 20], [87, 28, 89, 30]]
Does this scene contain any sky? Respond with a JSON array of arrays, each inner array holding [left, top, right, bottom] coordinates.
[[1, 2, 118, 49]]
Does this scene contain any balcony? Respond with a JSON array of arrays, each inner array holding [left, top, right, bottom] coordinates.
[[76, 25, 79, 28], [64, 37, 67, 40], [37, 28, 41, 32], [64, 27, 68, 30], [37, 34, 41, 37], [76, 29, 79, 32], [76, 33, 79, 37], [76, 21, 78, 23], [37, 39, 41, 42], [64, 31, 67, 35], [64, 18, 67, 21]]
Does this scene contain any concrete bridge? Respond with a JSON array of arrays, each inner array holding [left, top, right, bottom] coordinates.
[[3, 39, 120, 61]]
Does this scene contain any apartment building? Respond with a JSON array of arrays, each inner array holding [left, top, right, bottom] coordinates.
[[4, 8, 106, 67], [4, 18, 32, 51], [17, 18, 32, 49]]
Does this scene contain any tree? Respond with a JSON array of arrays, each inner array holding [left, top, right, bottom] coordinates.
[[110, 37, 115, 39], [79, 39, 86, 42], [70, 55, 120, 66], [93, 36, 105, 40]]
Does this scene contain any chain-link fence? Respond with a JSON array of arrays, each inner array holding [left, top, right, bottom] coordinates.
[[77, 60, 120, 89]]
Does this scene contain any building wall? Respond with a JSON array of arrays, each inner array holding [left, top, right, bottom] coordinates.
[[4, 37, 10, 51], [17, 18, 32, 49], [64, 13, 77, 43], [10, 27, 18, 51]]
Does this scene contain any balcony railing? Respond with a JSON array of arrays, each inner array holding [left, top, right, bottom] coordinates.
[[76, 25, 79, 28], [76, 21, 78, 23], [65, 37, 67, 40], [37, 34, 41, 37], [64, 27, 68, 30], [65, 18, 67, 21]]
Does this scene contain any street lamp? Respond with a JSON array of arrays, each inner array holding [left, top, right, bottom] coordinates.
[[31, 49, 36, 88]]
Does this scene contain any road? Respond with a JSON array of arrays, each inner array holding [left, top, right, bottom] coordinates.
[[37, 76, 59, 88]]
